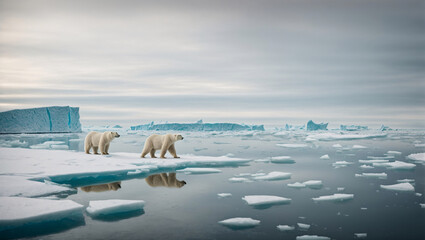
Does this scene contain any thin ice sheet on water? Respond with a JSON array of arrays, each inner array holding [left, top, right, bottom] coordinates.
[[218, 217, 260, 228], [373, 161, 416, 170], [218, 193, 232, 198], [355, 173, 387, 179], [0, 197, 83, 231], [253, 171, 292, 181], [380, 182, 415, 192], [242, 195, 291, 206], [86, 199, 145, 216], [312, 193, 354, 202]]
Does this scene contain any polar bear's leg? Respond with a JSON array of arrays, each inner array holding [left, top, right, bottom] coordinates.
[[160, 145, 169, 158], [104, 143, 110, 155], [168, 144, 179, 158], [150, 149, 157, 158], [85, 142, 91, 154], [93, 146, 99, 154]]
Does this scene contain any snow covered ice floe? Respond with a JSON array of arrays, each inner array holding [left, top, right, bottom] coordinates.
[[276, 143, 309, 148], [0, 197, 83, 231], [252, 171, 292, 181], [86, 199, 145, 217], [380, 182, 415, 192], [307, 133, 386, 141], [355, 173, 387, 179], [297, 223, 310, 230], [218, 217, 260, 229], [303, 180, 323, 189], [407, 152, 425, 163], [360, 164, 374, 169], [373, 161, 416, 170], [296, 235, 330, 240], [355, 233, 367, 238], [276, 225, 295, 231], [270, 156, 295, 163], [387, 150, 402, 155], [218, 193, 232, 198], [228, 177, 252, 183], [176, 168, 222, 174], [352, 145, 367, 149], [332, 161, 354, 168], [312, 193, 354, 202], [359, 159, 389, 164], [320, 154, 330, 160], [397, 179, 414, 183], [287, 182, 306, 188], [242, 195, 291, 207]]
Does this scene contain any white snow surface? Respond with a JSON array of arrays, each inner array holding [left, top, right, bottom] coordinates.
[[0, 196, 83, 231], [312, 193, 354, 202], [380, 182, 415, 192], [176, 168, 222, 174], [242, 195, 291, 206], [218, 217, 260, 227], [86, 199, 145, 216], [0, 147, 249, 197], [0, 176, 76, 197]]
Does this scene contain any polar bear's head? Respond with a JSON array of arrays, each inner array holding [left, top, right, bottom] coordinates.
[[110, 132, 120, 138], [174, 134, 184, 141]]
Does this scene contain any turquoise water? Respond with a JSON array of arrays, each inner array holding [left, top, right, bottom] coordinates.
[[1, 129, 424, 239]]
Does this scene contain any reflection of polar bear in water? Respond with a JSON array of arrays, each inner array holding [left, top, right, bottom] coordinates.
[[145, 173, 186, 188], [80, 182, 122, 192]]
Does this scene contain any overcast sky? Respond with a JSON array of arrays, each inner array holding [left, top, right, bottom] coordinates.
[[0, 0, 424, 128]]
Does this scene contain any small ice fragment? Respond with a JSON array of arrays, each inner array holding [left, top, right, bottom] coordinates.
[[354, 233, 367, 238], [380, 182, 414, 192], [420, 203, 425, 208], [367, 156, 394, 159], [414, 144, 425, 148], [360, 164, 375, 169], [277, 225, 295, 231], [407, 152, 425, 162], [297, 223, 310, 230], [373, 161, 415, 170], [296, 235, 330, 240], [312, 193, 354, 202], [86, 199, 145, 216], [320, 154, 330, 160], [229, 177, 251, 183], [253, 171, 292, 181], [332, 161, 354, 168], [176, 168, 222, 174], [337, 187, 345, 191], [352, 145, 367, 149], [276, 143, 308, 148], [242, 195, 291, 206], [270, 156, 295, 163], [250, 173, 266, 177], [361, 207, 367, 210], [303, 180, 323, 188], [387, 151, 402, 155], [416, 193, 422, 197], [397, 179, 414, 183], [332, 144, 343, 148], [288, 182, 306, 188], [218, 217, 260, 228], [218, 193, 232, 198], [355, 173, 387, 179]]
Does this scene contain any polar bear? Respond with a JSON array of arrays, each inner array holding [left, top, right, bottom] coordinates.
[[140, 133, 183, 158], [84, 131, 120, 155], [145, 173, 186, 188]]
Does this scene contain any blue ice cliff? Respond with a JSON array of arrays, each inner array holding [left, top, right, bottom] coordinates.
[[340, 125, 368, 131], [0, 106, 82, 134], [130, 119, 264, 131], [306, 120, 328, 131]]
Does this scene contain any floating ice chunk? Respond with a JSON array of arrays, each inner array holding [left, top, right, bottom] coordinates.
[[407, 152, 425, 163], [277, 225, 295, 231], [361, 207, 367, 210], [176, 168, 222, 174], [332, 144, 343, 148], [312, 193, 354, 202], [355, 173, 387, 179], [420, 203, 425, 208], [303, 180, 323, 188], [397, 179, 414, 183], [359, 159, 389, 164], [242, 195, 291, 207], [270, 156, 295, 164], [387, 151, 402, 155], [218, 193, 232, 198], [253, 171, 292, 181], [287, 182, 306, 188], [276, 143, 308, 148], [332, 161, 354, 168], [131, 120, 264, 131], [296, 235, 330, 240], [0, 197, 83, 231], [229, 177, 251, 183], [0, 106, 82, 134], [86, 199, 145, 217], [415, 193, 422, 197], [380, 182, 414, 192], [354, 233, 367, 238], [297, 223, 311, 230], [337, 187, 345, 191], [414, 144, 425, 148], [306, 120, 328, 131], [380, 125, 391, 131], [360, 164, 375, 169], [307, 133, 386, 141], [352, 145, 367, 149], [367, 156, 394, 159], [373, 161, 416, 170], [218, 217, 260, 228], [320, 154, 330, 160]]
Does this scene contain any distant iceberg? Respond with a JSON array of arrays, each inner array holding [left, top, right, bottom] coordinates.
[[340, 125, 368, 131], [380, 125, 391, 131], [130, 120, 264, 131], [306, 120, 328, 131], [285, 124, 305, 131], [0, 106, 81, 134]]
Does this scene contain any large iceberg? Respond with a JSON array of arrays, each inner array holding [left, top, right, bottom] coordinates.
[[0, 106, 81, 134], [130, 120, 264, 131], [340, 125, 368, 131], [306, 120, 328, 131]]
